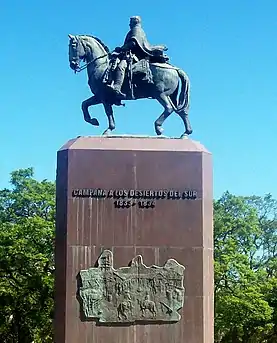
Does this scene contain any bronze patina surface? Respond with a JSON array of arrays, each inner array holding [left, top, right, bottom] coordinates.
[[79, 250, 185, 323], [68, 16, 192, 137]]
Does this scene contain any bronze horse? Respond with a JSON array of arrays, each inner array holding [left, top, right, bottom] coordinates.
[[68, 34, 192, 137]]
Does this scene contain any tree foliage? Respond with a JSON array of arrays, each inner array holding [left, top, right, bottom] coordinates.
[[214, 192, 277, 343], [0, 168, 55, 342]]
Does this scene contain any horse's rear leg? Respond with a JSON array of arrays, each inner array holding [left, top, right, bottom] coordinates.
[[102, 103, 115, 135], [154, 93, 174, 136], [177, 110, 193, 137], [82, 96, 101, 126]]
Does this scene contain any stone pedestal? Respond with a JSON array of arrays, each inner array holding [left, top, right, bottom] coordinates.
[[55, 136, 213, 343]]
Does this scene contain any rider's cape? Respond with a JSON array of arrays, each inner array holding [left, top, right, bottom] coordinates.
[[124, 24, 167, 58]]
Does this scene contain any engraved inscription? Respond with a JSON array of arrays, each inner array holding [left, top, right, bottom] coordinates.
[[78, 250, 185, 323], [72, 188, 197, 209], [73, 188, 197, 199]]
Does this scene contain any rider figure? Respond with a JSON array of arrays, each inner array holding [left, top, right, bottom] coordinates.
[[106, 16, 169, 98]]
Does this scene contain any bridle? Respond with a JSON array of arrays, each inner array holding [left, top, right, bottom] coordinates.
[[74, 54, 108, 73], [71, 36, 109, 73]]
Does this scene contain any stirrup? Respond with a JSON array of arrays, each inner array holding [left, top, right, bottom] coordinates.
[[106, 84, 125, 97], [114, 89, 126, 98]]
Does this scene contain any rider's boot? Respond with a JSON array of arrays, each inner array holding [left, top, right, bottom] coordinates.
[[107, 69, 126, 98]]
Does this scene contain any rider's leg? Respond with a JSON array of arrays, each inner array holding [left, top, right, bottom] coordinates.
[[111, 59, 127, 97]]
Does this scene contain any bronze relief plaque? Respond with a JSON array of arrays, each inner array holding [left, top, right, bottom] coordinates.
[[78, 250, 185, 323]]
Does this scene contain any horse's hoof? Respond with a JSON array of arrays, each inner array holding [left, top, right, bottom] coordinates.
[[180, 133, 189, 139], [185, 129, 193, 135], [102, 129, 111, 136], [90, 118, 99, 126], [155, 124, 163, 136]]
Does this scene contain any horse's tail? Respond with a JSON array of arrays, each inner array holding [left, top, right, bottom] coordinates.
[[175, 69, 190, 114]]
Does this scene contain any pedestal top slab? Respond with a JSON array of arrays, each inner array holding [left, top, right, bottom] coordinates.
[[59, 136, 210, 153]]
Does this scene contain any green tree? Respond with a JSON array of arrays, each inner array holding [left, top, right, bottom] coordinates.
[[214, 192, 277, 343], [0, 168, 55, 342]]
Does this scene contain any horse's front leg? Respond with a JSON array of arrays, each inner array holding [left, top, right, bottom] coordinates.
[[81, 96, 100, 126], [102, 103, 115, 135]]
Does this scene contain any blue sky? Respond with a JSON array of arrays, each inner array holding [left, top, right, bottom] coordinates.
[[0, 0, 276, 198]]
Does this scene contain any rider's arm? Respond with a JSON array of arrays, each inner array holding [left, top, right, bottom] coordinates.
[[121, 39, 136, 52]]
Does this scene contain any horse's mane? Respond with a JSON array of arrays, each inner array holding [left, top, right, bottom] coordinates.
[[80, 34, 110, 53]]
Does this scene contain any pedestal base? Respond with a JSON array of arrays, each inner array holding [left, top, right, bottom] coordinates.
[[55, 136, 213, 343]]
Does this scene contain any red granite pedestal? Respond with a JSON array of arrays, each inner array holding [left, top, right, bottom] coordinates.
[[55, 136, 213, 343]]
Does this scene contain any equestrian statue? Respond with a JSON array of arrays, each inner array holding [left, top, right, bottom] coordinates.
[[68, 16, 192, 137]]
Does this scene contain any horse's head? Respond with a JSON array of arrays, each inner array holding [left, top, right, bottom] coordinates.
[[68, 34, 110, 72], [68, 34, 86, 71]]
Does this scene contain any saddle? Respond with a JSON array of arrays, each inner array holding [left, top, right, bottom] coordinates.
[[104, 54, 169, 101], [131, 53, 169, 81], [132, 59, 153, 84]]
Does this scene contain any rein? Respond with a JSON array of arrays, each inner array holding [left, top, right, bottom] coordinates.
[[75, 53, 108, 73]]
